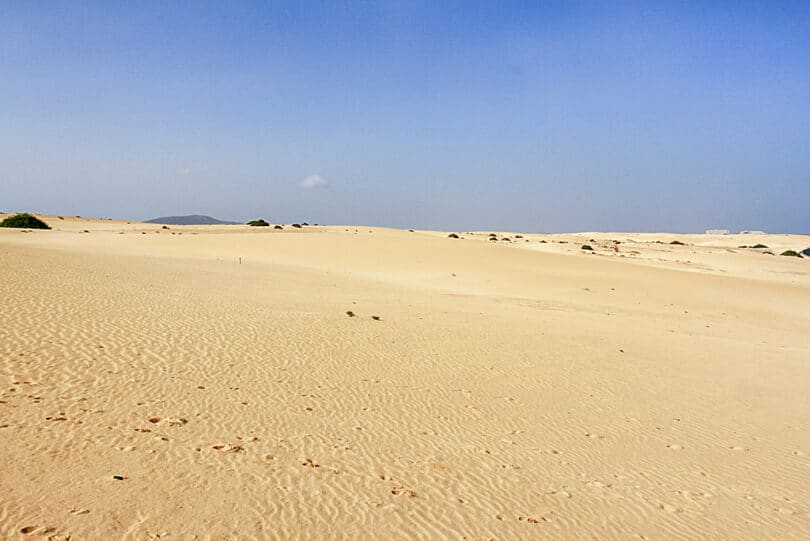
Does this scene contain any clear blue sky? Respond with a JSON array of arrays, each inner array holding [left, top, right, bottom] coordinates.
[[2, 1, 809, 232]]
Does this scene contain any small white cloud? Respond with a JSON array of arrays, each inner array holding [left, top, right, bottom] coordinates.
[[299, 174, 328, 189], [176, 168, 191, 176]]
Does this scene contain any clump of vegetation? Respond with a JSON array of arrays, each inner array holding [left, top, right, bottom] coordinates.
[[162, 225, 169, 230], [501, 237, 511, 242], [515, 234, 523, 238], [274, 225, 283, 230], [448, 233, 459, 238], [0, 213, 50, 229], [346, 311, 355, 317], [752, 243, 768, 249], [371, 315, 381, 321], [581, 244, 594, 251], [247, 219, 269, 227], [292, 223, 303, 229], [780, 250, 803, 258], [670, 240, 684, 245]]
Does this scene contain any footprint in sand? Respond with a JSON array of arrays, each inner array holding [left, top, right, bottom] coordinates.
[[148, 417, 188, 427], [391, 486, 417, 498], [213, 444, 244, 453], [518, 515, 546, 524], [667, 444, 684, 450]]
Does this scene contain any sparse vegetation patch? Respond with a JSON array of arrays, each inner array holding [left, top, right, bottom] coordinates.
[[247, 219, 269, 227], [0, 213, 50, 229]]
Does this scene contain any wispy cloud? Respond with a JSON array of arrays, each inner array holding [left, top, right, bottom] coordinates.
[[299, 174, 328, 189]]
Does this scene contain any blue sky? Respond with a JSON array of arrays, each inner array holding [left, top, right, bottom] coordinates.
[[2, 1, 809, 232]]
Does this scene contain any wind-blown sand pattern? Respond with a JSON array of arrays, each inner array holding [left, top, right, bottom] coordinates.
[[1, 215, 809, 539]]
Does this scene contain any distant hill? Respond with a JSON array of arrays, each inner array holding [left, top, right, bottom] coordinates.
[[145, 215, 240, 225]]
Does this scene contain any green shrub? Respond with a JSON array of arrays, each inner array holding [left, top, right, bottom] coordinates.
[[448, 233, 459, 238], [780, 250, 802, 258], [371, 315, 381, 321], [670, 240, 684, 245], [581, 244, 594, 251], [752, 243, 768, 249], [346, 311, 355, 317], [292, 223, 302, 228], [247, 219, 269, 227], [0, 213, 50, 229], [274, 225, 283, 230]]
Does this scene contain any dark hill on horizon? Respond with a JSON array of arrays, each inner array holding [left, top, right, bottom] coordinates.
[[145, 215, 240, 225]]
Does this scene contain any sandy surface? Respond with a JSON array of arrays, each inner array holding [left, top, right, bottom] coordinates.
[[1, 214, 809, 539]]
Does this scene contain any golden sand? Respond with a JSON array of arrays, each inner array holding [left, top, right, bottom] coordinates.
[[1, 214, 809, 539]]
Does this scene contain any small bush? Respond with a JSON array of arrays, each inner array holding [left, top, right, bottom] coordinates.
[[346, 311, 355, 317], [0, 213, 50, 229], [752, 243, 768, 249], [247, 219, 269, 227], [448, 233, 459, 238], [162, 225, 169, 230], [780, 250, 802, 258], [274, 225, 283, 230], [292, 223, 302, 229], [371, 315, 380, 321], [515, 234, 523, 238], [581, 244, 594, 251], [670, 240, 684, 245]]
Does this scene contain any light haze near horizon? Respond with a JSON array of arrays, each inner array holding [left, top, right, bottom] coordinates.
[[1, 2, 809, 233]]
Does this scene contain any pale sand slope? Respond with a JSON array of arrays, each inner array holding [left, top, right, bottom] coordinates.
[[1, 215, 809, 540]]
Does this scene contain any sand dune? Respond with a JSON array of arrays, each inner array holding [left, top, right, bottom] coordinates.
[[1, 214, 809, 539]]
